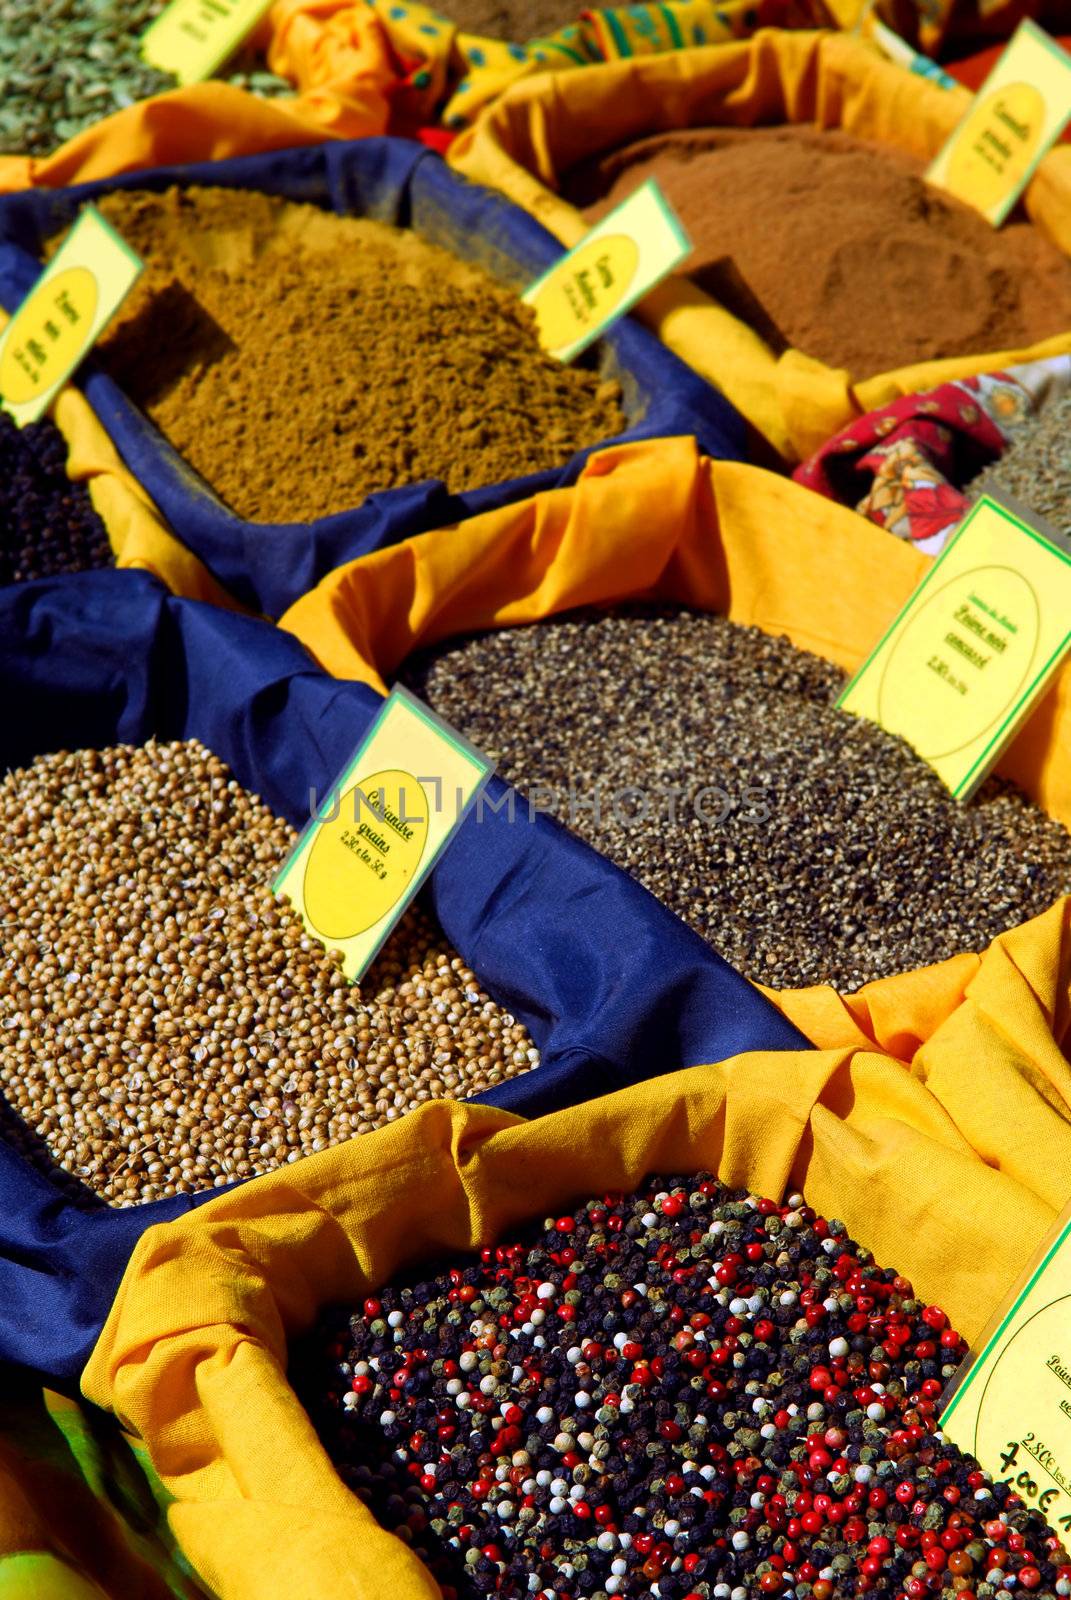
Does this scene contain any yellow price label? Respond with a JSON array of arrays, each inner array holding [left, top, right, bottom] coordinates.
[[927, 20, 1071, 225], [273, 688, 493, 983], [942, 1212, 1071, 1538], [838, 494, 1071, 799], [0, 206, 141, 428], [140, 0, 274, 85], [523, 178, 690, 363]]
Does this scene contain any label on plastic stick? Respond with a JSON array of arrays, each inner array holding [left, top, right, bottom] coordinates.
[[926, 19, 1071, 226], [522, 178, 690, 363], [837, 493, 1071, 800], [273, 687, 494, 983], [941, 1208, 1071, 1538], [140, 0, 274, 85], [0, 205, 142, 428]]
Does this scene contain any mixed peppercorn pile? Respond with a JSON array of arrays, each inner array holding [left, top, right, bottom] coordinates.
[[299, 1177, 1070, 1600]]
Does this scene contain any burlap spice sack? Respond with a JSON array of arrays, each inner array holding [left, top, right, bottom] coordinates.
[[85, 187, 626, 526], [565, 124, 1071, 382]]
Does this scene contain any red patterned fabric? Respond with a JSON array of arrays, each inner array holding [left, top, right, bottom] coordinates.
[[793, 361, 1070, 555]]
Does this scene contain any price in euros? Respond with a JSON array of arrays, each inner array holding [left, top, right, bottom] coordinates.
[[999, 1440, 1063, 1519]]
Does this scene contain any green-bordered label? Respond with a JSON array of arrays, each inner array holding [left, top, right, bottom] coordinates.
[[942, 1208, 1071, 1537], [0, 205, 141, 428], [927, 19, 1071, 226], [522, 177, 690, 363], [838, 493, 1071, 800], [140, 0, 274, 85], [273, 687, 493, 982]]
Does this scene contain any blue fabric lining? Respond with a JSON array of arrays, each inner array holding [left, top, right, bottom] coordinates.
[[0, 570, 805, 1381], [0, 139, 746, 620]]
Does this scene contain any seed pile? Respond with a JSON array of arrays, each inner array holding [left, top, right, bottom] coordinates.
[[300, 1176, 1070, 1600], [88, 187, 627, 524], [403, 605, 1071, 991], [0, 412, 113, 583], [968, 390, 1071, 540], [0, 0, 291, 157], [563, 127, 1071, 378], [0, 740, 537, 1207]]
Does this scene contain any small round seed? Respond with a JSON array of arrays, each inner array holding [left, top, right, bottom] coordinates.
[[0, 738, 538, 1207]]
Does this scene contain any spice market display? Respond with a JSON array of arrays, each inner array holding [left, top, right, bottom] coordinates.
[[298, 1178, 1065, 1600], [3, 0, 1071, 1595], [402, 605, 1071, 992], [563, 126, 1071, 380]]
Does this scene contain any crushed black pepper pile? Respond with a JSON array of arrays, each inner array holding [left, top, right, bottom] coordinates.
[[403, 605, 1071, 992], [0, 412, 113, 582], [968, 390, 1071, 540], [0, 739, 538, 1207], [299, 1175, 1070, 1600]]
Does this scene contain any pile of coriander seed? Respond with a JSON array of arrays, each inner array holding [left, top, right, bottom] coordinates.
[[0, 738, 538, 1206]]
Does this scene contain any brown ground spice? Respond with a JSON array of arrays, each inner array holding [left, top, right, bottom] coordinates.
[[564, 125, 1071, 380], [89, 187, 626, 525], [439, 0, 606, 41]]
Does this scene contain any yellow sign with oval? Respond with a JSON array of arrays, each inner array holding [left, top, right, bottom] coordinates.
[[141, 0, 275, 85], [274, 687, 494, 981], [0, 266, 99, 408], [926, 20, 1071, 226], [521, 178, 691, 363], [839, 495, 1071, 799], [0, 204, 142, 427], [944, 81, 1045, 216], [528, 234, 641, 360], [876, 565, 1039, 760], [942, 1207, 1071, 1535], [302, 768, 430, 942]]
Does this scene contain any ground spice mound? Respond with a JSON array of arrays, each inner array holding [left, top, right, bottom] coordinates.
[[89, 187, 626, 524], [0, 740, 538, 1207], [402, 605, 1071, 991], [0, 413, 113, 582], [563, 126, 1071, 379], [298, 1176, 1070, 1600], [438, 0, 606, 43], [968, 390, 1071, 538]]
